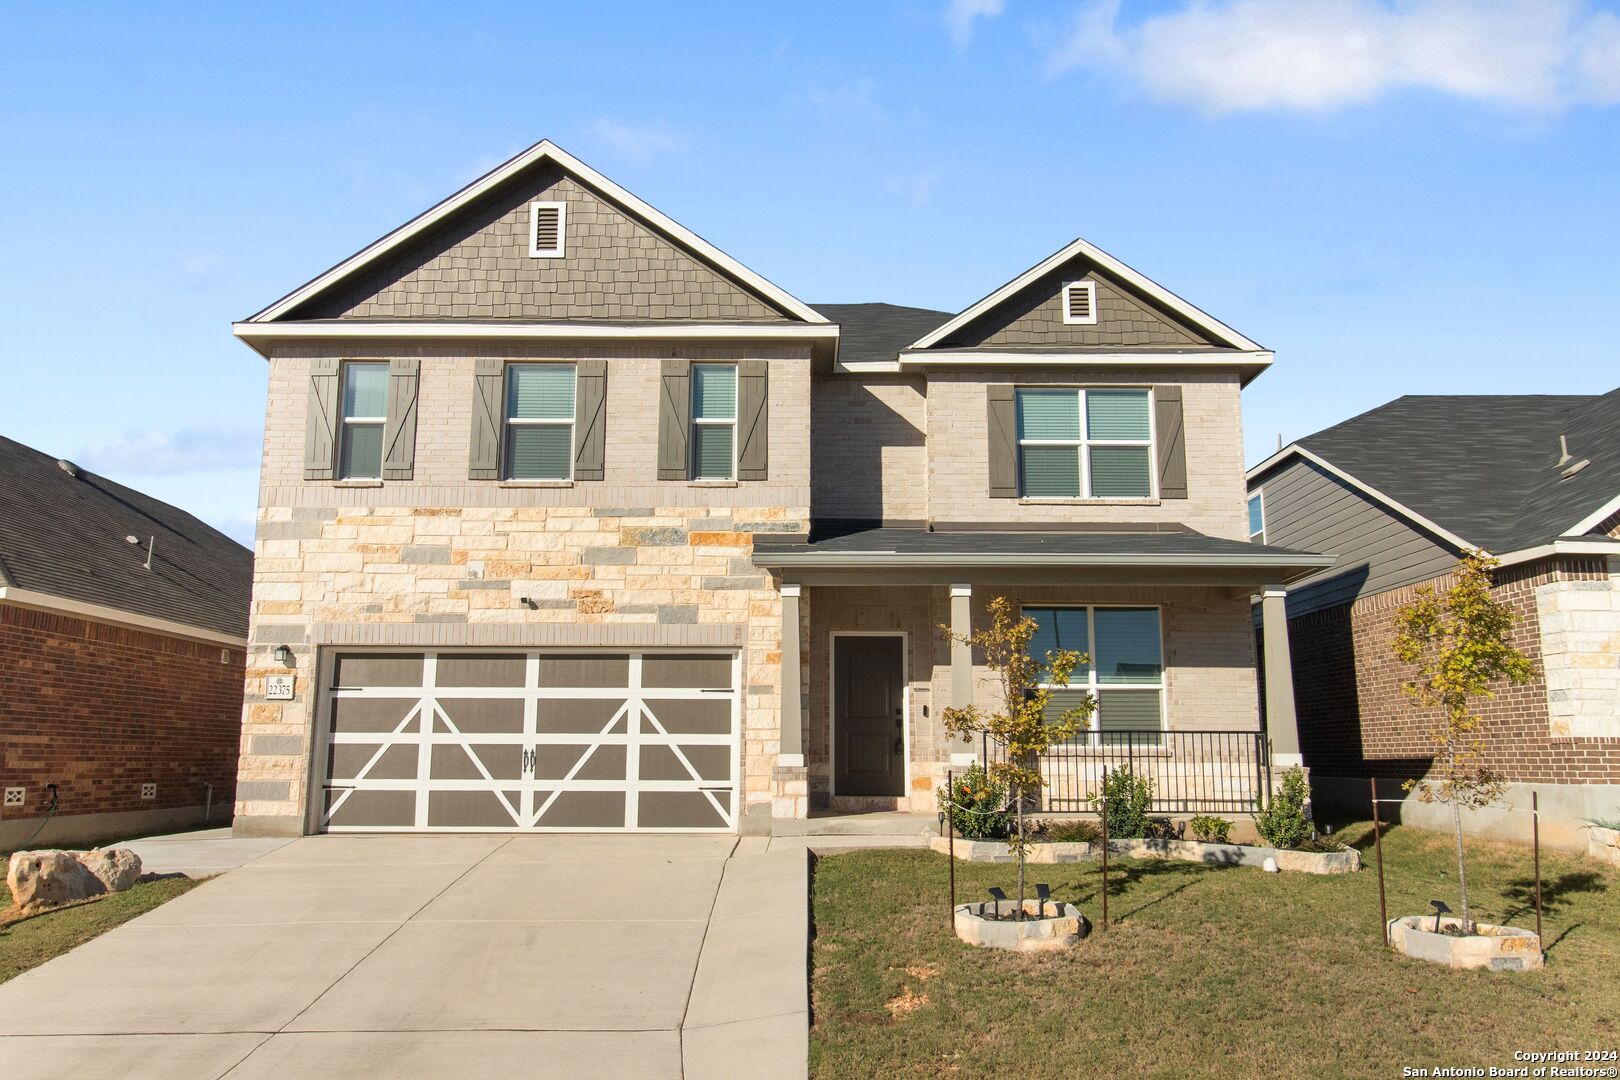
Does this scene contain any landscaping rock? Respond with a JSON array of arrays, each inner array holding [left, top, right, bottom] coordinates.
[[1388, 916, 1543, 971], [6, 850, 106, 911], [954, 900, 1089, 952], [930, 834, 1361, 874], [1587, 825, 1620, 868], [80, 848, 143, 893]]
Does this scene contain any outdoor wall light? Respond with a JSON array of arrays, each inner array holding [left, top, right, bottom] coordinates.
[[273, 644, 294, 667]]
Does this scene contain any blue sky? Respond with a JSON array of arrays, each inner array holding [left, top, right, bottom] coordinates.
[[4, 1, 1618, 546]]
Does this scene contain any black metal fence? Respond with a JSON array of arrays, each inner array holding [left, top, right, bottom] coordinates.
[[979, 730, 1272, 814]]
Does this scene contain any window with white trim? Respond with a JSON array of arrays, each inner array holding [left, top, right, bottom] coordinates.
[[1247, 492, 1265, 542], [528, 201, 566, 258], [1025, 606, 1165, 744], [690, 364, 737, 480], [338, 362, 388, 479], [1016, 387, 1154, 499], [505, 363, 576, 480], [1061, 280, 1097, 325]]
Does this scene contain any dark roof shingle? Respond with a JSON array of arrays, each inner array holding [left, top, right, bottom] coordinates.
[[0, 436, 252, 638], [812, 303, 952, 367]]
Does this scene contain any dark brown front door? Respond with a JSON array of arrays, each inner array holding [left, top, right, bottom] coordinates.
[[834, 635, 904, 797]]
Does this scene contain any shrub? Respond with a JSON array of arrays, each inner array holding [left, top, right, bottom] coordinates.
[[1091, 766, 1152, 839], [1256, 766, 1313, 850], [1188, 815, 1234, 844], [1144, 817, 1182, 840], [1037, 818, 1102, 844], [1588, 816, 1620, 831], [937, 765, 1012, 840]]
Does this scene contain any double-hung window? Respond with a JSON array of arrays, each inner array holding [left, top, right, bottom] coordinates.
[[505, 363, 576, 480], [690, 364, 737, 481], [1025, 606, 1165, 744], [1016, 388, 1153, 498], [1247, 492, 1265, 542], [338, 362, 389, 479]]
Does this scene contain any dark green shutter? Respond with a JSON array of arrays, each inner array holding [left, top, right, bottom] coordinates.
[[303, 358, 340, 480], [381, 358, 419, 480], [987, 383, 1017, 498], [736, 360, 768, 481], [1153, 385, 1188, 500], [573, 359, 606, 481], [468, 358, 505, 480], [657, 358, 691, 480]]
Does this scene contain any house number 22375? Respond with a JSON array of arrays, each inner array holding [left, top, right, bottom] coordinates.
[[265, 674, 295, 701]]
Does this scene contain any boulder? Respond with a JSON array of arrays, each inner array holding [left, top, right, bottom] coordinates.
[[80, 848, 143, 893], [6, 850, 106, 911]]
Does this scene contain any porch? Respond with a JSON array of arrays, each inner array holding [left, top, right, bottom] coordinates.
[[751, 527, 1332, 829]]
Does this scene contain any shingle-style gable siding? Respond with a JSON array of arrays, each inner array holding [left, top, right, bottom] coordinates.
[[289, 165, 793, 323], [938, 258, 1213, 350], [1254, 457, 1459, 617]]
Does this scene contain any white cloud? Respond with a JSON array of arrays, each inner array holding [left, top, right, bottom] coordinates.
[[592, 120, 685, 164], [946, 0, 1005, 47], [1049, 0, 1620, 113], [887, 171, 939, 206], [78, 424, 261, 478]]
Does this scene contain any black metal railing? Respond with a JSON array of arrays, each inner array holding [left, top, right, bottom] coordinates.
[[979, 730, 1271, 814]]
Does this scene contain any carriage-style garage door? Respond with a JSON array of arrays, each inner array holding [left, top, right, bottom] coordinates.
[[317, 650, 738, 832]]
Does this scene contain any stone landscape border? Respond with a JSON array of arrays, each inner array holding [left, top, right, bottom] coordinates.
[[1587, 825, 1620, 868], [1387, 916, 1543, 971], [929, 835, 1361, 875]]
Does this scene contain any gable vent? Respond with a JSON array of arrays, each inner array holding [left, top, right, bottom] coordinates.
[[529, 201, 566, 258], [1061, 280, 1097, 325]]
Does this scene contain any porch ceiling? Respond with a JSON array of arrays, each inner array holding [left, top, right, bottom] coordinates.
[[751, 526, 1333, 588]]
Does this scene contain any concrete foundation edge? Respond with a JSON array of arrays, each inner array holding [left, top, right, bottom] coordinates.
[[1312, 775, 1620, 851], [0, 805, 225, 854]]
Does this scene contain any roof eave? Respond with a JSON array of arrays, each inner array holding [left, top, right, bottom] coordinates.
[[896, 348, 1273, 383], [751, 549, 1333, 580], [0, 586, 248, 648]]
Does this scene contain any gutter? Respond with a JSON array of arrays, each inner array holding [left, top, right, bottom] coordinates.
[[1494, 538, 1620, 569], [232, 320, 840, 359], [0, 586, 248, 649], [750, 550, 1334, 571]]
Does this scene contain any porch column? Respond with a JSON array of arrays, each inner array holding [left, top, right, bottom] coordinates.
[[950, 583, 976, 765], [1260, 586, 1302, 767], [778, 584, 803, 767]]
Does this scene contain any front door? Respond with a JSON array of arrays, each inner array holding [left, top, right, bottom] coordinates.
[[833, 635, 904, 796]]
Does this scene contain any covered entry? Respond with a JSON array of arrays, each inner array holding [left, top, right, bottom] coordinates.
[[316, 650, 739, 832]]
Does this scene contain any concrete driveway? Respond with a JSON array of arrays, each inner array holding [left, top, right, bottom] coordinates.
[[0, 834, 808, 1079]]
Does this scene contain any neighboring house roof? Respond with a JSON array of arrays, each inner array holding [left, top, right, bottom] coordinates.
[[752, 526, 1330, 580], [1247, 389, 1620, 554], [0, 436, 252, 640], [242, 139, 828, 327], [811, 303, 954, 368]]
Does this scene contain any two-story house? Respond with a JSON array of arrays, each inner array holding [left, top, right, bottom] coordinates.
[[230, 140, 1329, 838]]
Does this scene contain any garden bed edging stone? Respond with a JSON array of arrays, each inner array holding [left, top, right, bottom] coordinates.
[[1587, 825, 1620, 868], [1388, 916, 1543, 971], [929, 835, 1360, 874]]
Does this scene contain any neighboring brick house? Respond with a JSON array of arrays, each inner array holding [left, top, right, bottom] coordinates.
[[230, 140, 1330, 839], [0, 436, 252, 850], [1247, 391, 1620, 847]]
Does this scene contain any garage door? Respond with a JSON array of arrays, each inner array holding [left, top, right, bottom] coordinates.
[[317, 651, 738, 832]]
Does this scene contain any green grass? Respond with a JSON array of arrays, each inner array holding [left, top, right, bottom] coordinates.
[[0, 877, 199, 984], [810, 823, 1620, 1080]]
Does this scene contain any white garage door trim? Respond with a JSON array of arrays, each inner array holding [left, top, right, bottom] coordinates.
[[313, 648, 740, 833]]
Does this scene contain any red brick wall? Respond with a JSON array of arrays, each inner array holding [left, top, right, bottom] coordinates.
[[0, 603, 244, 822], [1288, 556, 1620, 786]]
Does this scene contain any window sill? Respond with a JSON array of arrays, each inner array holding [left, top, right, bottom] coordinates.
[[688, 480, 738, 488], [500, 480, 574, 488], [333, 479, 383, 488], [1019, 497, 1159, 506]]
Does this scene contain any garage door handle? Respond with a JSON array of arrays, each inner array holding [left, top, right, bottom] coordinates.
[[698, 784, 732, 790], [698, 688, 733, 694]]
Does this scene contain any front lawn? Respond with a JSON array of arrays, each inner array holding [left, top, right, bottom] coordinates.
[[810, 823, 1619, 1080], [0, 877, 200, 984]]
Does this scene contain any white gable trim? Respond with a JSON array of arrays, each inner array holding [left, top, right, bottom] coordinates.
[[1246, 444, 1476, 552], [908, 237, 1263, 353], [246, 140, 828, 325], [1567, 491, 1620, 538], [232, 320, 837, 358]]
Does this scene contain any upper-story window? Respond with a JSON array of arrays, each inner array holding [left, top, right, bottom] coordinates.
[[690, 364, 738, 481], [506, 364, 576, 480], [1247, 492, 1265, 542], [1015, 387, 1153, 499], [1026, 605, 1165, 744], [339, 362, 389, 479]]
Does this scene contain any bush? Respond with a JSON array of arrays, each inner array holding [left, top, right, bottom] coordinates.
[[1256, 766, 1313, 850], [1188, 815, 1234, 844], [1091, 766, 1152, 839], [937, 765, 1012, 840], [1036, 818, 1102, 844]]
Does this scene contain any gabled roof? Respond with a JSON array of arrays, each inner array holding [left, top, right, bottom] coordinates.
[[245, 139, 828, 326], [1246, 390, 1620, 554], [907, 237, 1265, 353], [0, 436, 252, 640]]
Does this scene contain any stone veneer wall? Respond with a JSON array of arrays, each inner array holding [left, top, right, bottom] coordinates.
[[1290, 556, 1620, 787], [1537, 559, 1620, 738], [806, 583, 1260, 813], [923, 370, 1250, 537], [237, 347, 811, 836]]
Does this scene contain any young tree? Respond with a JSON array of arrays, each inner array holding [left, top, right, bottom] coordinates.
[[940, 596, 1094, 919], [1393, 551, 1533, 932]]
